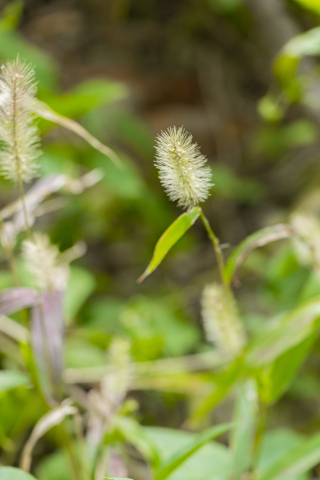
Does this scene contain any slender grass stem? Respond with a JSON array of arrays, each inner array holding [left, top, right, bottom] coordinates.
[[17, 174, 32, 240], [251, 401, 268, 470], [199, 207, 228, 288], [73, 413, 91, 480]]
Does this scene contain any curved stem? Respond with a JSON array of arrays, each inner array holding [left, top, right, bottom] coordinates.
[[199, 208, 228, 288]]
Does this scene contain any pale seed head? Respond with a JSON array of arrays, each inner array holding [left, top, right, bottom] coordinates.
[[155, 126, 213, 209], [22, 232, 69, 292], [201, 283, 246, 357], [0, 57, 41, 183]]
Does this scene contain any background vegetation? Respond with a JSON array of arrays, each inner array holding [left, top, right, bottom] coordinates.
[[2, 0, 320, 479]]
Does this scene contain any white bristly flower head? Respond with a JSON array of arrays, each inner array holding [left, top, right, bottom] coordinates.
[[201, 283, 246, 358], [155, 126, 213, 209], [22, 233, 69, 292], [0, 57, 41, 183]]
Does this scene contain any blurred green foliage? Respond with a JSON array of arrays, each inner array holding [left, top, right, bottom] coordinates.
[[3, 0, 320, 478]]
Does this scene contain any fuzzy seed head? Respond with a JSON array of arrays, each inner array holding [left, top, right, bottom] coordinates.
[[22, 232, 69, 292], [0, 57, 41, 183], [201, 283, 246, 357], [155, 126, 213, 209]]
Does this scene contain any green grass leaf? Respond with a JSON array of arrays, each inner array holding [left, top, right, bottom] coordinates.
[[225, 224, 298, 285], [246, 296, 320, 367], [258, 431, 320, 480], [154, 423, 233, 480], [138, 207, 201, 282], [0, 467, 37, 479], [188, 360, 242, 426], [256, 333, 317, 404], [0, 371, 30, 395]]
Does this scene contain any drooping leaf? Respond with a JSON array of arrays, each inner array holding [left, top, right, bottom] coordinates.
[[154, 423, 233, 480], [225, 224, 298, 285], [20, 399, 78, 472], [33, 99, 121, 167], [138, 207, 201, 283], [246, 296, 320, 367]]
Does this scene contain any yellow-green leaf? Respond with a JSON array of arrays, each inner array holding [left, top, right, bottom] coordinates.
[[246, 296, 320, 368], [138, 207, 201, 282]]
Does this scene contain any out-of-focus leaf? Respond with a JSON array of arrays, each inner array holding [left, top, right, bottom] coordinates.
[[154, 423, 233, 480], [188, 359, 242, 426], [64, 338, 106, 368], [258, 94, 286, 122], [41, 79, 127, 118], [274, 27, 320, 100], [207, 0, 242, 13], [64, 266, 96, 323], [20, 399, 78, 472], [35, 449, 75, 480], [0, 316, 29, 342], [292, 0, 320, 14], [246, 296, 320, 367], [0, 1, 24, 31], [143, 426, 231, 480], [258, 431, 320, 480], [0, 30, 58, 89], [105, 110, 154, 160], [256, 332, 316, 404], [0, 371, 30, 394], [225, 224, 299, 285], [114, 416, 161, 469], [138, 207, 201, 283], [258, 429, 307, 480], [230, 380, 258, 479], [0, 467, 37, 479], [91, 152, 145, 200], [33, 99, 121, 167], [211, 164, 264, 202]]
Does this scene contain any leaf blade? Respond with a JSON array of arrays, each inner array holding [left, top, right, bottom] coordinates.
[[154, 422, 233, 480], [258, 431, 320, 480], [246, 296, 320, 368], [224, 224, 299, 285], [138, 207, 201, 283]]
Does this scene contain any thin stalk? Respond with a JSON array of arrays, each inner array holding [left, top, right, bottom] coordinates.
[[251, 401, 268, 470], [38, 295, 59, 404], [199, 207, 228, 288], [17, 174, 31, 239], [73, 413, 91, 480], [57, 424, 80, 480]]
